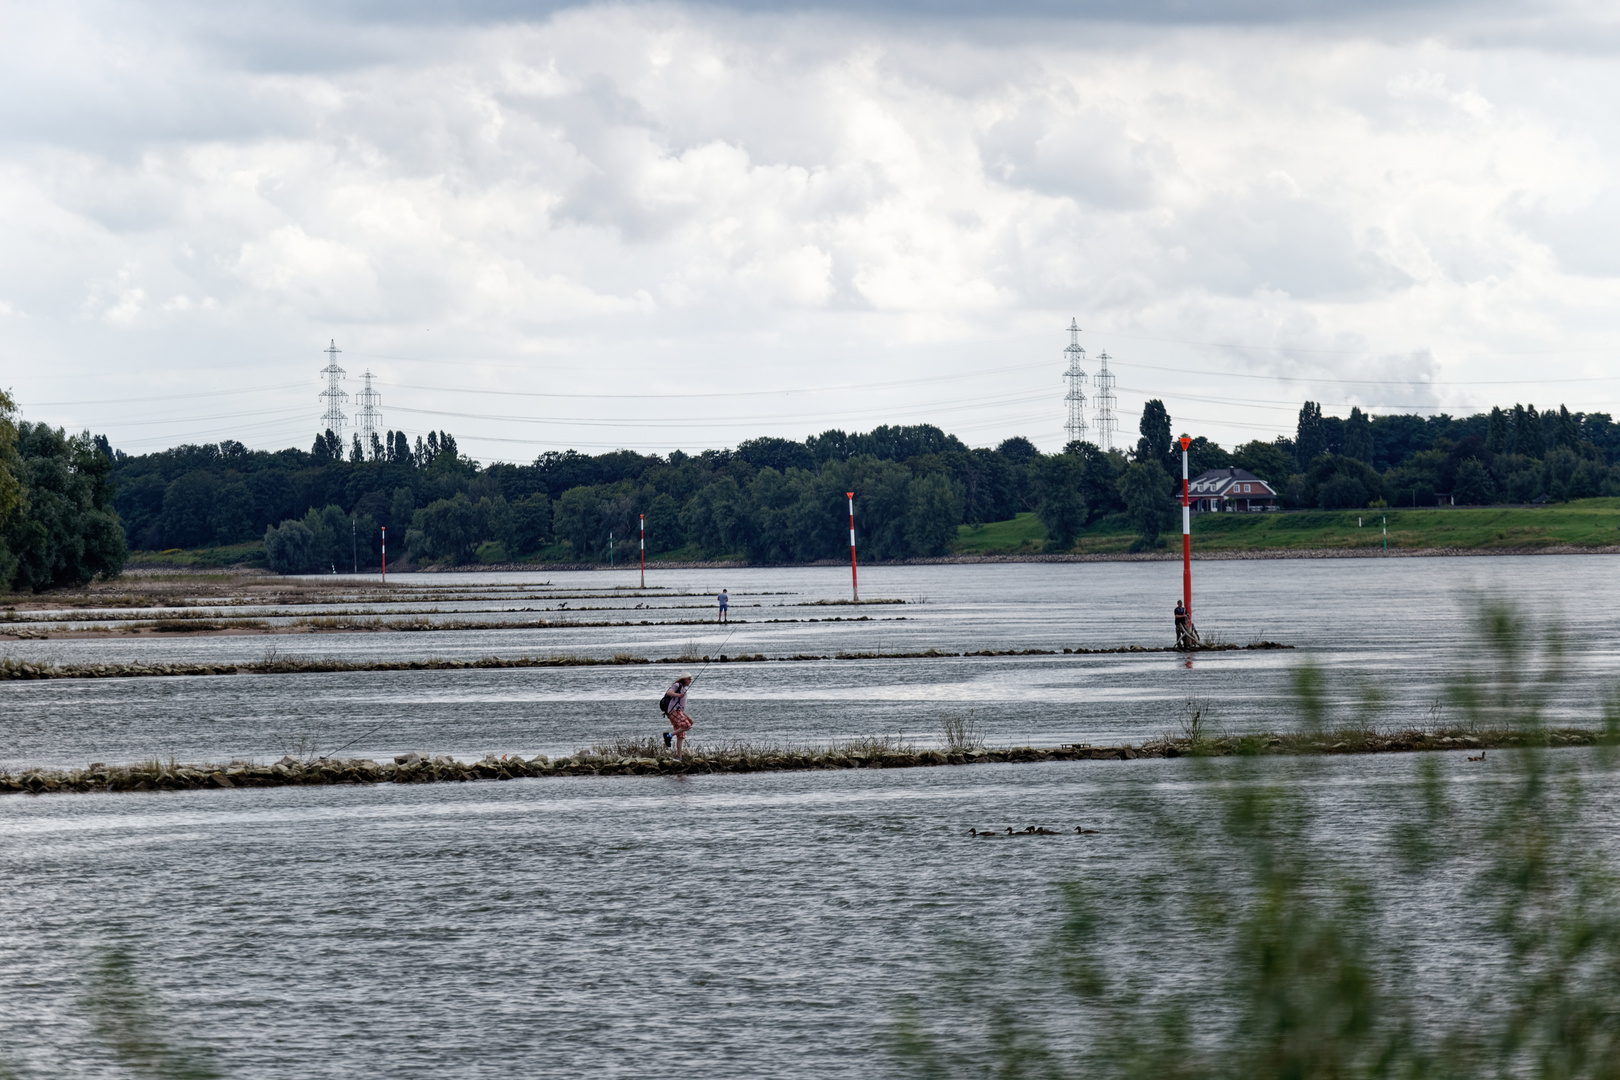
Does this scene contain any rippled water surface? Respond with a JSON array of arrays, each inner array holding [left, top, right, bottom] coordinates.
[[4, 557, 1620, 1076], [4, 557, 1619, 769]]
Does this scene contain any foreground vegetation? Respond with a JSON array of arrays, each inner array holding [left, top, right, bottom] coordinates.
[[894, 603, 1620, 1079]]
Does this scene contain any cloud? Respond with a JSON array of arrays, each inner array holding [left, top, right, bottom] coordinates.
[[2, 0, 1620, 456]]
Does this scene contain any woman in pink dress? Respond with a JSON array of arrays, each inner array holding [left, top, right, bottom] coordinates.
[[664, 674, 694, 757]]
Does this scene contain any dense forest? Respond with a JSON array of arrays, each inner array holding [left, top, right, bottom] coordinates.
[[92, 399, 1620, 573]]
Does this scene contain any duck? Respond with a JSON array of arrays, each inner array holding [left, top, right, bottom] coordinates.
[[1468, 750, 1487, 762], [1075, 827, 1098, 834]]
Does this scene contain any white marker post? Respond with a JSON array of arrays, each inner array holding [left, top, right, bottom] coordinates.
[[847, 491, 859, 602], [639, 513, 645, 589], [381, 526, 387, 583]]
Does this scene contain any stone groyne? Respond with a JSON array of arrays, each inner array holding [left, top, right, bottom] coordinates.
[[2, 726, 1604, 796], [0, 642, 1293, 683]]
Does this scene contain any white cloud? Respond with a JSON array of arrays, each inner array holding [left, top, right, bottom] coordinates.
[[3, 2, 1620, 455]]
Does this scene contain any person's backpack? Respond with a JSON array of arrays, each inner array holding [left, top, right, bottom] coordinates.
[[658, 692, 674, 715]]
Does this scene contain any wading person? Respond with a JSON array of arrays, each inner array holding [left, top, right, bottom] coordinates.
[[717, 588, 729, 623], [664, 674, 695, 757]]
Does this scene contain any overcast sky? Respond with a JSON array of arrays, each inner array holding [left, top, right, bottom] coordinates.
[[3, 0, 1619, 460]]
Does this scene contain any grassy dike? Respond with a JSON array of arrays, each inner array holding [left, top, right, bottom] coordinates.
[[952, 499, 1620, 556], [2, 725, 1605, 796]]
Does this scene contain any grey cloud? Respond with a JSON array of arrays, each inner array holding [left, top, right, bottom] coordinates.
[[1512, 188, 1620, 278], [979, 99, 1179, 210], [1164, 188, 1413, 300], [2, 1, 1616, 458]]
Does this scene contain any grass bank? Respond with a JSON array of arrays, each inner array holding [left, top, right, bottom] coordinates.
[[1, 724, 1598, 796], [952, 500, 1620, 556], [124, 542, 268, 569]]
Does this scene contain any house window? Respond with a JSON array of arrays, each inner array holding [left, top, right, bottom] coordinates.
[[1242, 483, 1251, 493]]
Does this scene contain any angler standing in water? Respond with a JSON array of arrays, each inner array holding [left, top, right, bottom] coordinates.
[[663, 674, 695, 757], [717, 588, 729, 623]]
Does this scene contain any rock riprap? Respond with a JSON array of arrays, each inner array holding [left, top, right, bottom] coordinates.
[[0, 725, 1606, 796]]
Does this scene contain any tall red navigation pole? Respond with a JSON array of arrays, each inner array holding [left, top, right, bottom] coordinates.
[[847, 491, 859, 602], [639, 513, 645, 589], [1179, 435, 1192, 626]]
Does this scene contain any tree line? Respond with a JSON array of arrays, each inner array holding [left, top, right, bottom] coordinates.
[[6, 391, 1620, 587], [0, 392, 127, 591]]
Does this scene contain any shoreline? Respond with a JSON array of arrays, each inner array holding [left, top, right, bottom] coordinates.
[[2, 725, 1600, 796], [322, 544, 1620, 573], [117, 543, 1620, 577]]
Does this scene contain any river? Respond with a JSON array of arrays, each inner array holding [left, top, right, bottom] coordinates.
[[2, 555, 1618, 1076]]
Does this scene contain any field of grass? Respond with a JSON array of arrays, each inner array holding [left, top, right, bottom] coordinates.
[[952, 513, 1050, 554], [951, 500, 1620, 556], [125, 542, 268, 569]]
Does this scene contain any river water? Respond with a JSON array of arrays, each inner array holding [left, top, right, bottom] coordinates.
[[3, 556, 1619, 1076]]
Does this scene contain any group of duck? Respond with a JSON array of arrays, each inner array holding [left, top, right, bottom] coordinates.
[[969, 825, 1097, 837]]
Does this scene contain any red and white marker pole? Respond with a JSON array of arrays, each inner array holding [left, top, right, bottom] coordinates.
[[1179, 435, 1191, 626], [639, 513, 645, 589], [381, 525, 387, 583], [846, 491, 859, 602]]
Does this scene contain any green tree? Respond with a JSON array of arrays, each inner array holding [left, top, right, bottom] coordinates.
[[1136, 399, 1174, 473], [1487, 406, 1509, 454], [160, 471, 219, 548], [263, 519, 318, 573], [508, 492, 552, 555], [1453, 457, 1498, 505], [1295, 400, 1328, 468], [407, 493, 480, 564], [1034, 453, 1089, 551], [1, 423, 127, 591], [1306, 455, 1385, 510], [1517, 404, 1545, 458], [388, 487, 416, 536], [1117, 460, 1172, 552], [1185, 436, 1231, 477], [1342, 405, 1373, 462], [906, 472, 966, 557], [1231, 439, 1295, 486]]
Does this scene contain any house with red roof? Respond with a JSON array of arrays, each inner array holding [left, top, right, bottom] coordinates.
[[1188, 467, 1278, 513]]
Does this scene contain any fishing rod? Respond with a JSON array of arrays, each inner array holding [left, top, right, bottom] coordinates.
[[320, 717, 394, 762], [690, 628, 740, 683]]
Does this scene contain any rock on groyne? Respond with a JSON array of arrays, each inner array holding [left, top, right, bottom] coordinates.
[[1, 727, 1605, 796]]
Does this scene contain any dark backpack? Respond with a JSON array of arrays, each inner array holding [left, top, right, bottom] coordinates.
[[658, 692, 674, 715]]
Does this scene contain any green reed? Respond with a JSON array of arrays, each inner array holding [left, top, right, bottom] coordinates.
[[893, 600, 1620, 1080]]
